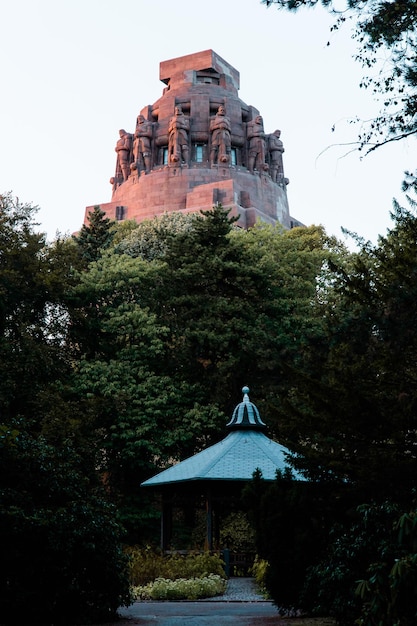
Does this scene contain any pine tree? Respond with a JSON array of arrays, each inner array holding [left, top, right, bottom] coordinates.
[[73, 205, 114, 265]]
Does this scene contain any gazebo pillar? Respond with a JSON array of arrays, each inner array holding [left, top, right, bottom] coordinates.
[[161, 495, 172, 552], [205, 488, 213, 551]]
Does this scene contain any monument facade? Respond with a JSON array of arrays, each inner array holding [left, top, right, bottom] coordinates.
[[84, 50, 302, 229]]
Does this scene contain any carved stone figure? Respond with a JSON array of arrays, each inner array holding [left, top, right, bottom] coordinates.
[[114, 129, 133, 183], [210, 105, 231, 165], [268, 129, 285, 183], [168, 105, 190, 165], [247, 115, 267, 174], [133, 115, 153, 175]]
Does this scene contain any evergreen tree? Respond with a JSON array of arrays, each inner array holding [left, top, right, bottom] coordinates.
[[244, 195, 417, 618], [286, 198, 417, 502], [73, 205, 115, 265]]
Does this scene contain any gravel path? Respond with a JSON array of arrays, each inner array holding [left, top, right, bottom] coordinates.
[[201, 576, 268, 601], [115, 580, 276, 626], [102, 579, 336, 626]]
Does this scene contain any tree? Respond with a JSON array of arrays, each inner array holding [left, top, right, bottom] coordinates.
[[73, 205, 115, 265], [0, 194, 132, 621], [300, 501, 395, 624], [68, 244, 224, 539], [114, 210, 197, 261], [355, 502, 417, 626], [262, 0, 417, 152], [284, 196, 417, 502], [67, 206, 337, 540], [243, 471, 351, 612], [158, 207, 337, 416], [0, 193, 73, 432], [0, 432, 131, 624], [242, 199, 417, 617]]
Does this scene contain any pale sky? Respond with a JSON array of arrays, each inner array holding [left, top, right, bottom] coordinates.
[[1, 0, 415, 245]]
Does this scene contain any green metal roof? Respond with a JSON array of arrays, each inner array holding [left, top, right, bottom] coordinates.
[[141, 387, 305, 487]]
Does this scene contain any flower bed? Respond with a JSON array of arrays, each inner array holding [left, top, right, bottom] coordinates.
[[133, 573, 227, 601]]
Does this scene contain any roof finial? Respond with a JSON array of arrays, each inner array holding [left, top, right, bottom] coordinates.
[[226, 385, 266, 431]]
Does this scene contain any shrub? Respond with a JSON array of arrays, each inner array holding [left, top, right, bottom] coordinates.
[[251, 556, 270, 598], [301, 501, 410, 625], [243, 472, 351, 611], [126, 547, 226, 586], [220, 511, 256, 553], [355, 504, 417, 626], [133, 574, 227, 601], [0, 434, 132, 624]]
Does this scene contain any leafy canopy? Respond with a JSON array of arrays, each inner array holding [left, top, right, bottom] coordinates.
[[284, 195, 417, 502], [0, 194, 131, 623], [262, 0, 417, 153], [67, 205, 337, 540]]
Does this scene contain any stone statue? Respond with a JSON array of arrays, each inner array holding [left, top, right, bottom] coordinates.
[[133, 115, 153, 175], [210, 105, 231, 165], [114, 129, 133, 184], [168, 105, 190, 165], [247, 115, 267, 174], [268, 129, 285, 183]]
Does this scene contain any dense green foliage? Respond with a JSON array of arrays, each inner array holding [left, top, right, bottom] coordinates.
[[0, 195, 131, 624], [73, 205, 115, 265], [127, 548, 226, 585], [0, 433, 131, 624], [68, 205, 334, 540], [3, 189, 417, 623], [0, 194, 73, 429], [243, 196, 417, 622], [355, 503, 417, 626], [243, 470, 354, 611], [298, 500, 417, 625], [128, 549, 227, 601], [286, 199, 417, 502], [262, 0, 417, 152]]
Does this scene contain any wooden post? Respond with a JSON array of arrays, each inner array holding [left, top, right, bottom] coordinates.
[[161, 496, 172, 552], [205, 488, 213, 551]]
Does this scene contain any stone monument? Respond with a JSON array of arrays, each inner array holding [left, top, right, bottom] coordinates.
[[84, 50, 303, 230]]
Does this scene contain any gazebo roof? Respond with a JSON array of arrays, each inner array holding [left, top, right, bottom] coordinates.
[[141, 387, 305, 487]]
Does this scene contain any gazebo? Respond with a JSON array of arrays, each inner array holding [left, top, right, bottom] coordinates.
[[142, 386, 305, 555]]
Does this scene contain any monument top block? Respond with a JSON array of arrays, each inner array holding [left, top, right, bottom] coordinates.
[[159, 49, 240, 91]]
